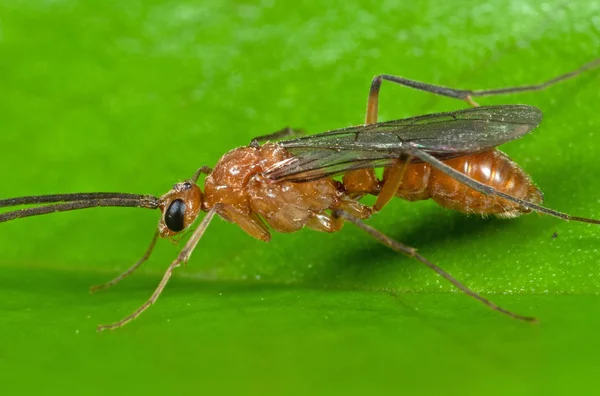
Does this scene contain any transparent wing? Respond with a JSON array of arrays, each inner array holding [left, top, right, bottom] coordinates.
[[266, 105, 542, 182]]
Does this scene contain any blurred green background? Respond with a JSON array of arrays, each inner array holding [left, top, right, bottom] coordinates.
[[1, 0, 599, 394]]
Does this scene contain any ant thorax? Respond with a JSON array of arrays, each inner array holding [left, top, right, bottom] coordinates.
[[203, 143, 355, 240]]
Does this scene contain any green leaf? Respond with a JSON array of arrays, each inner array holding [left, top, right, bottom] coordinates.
[[0, 1, 599, 394]]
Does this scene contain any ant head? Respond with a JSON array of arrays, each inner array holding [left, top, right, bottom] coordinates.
[[158, 181, 203, 238]]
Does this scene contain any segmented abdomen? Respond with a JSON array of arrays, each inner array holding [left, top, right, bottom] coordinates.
[[392, 149, 543, 218]]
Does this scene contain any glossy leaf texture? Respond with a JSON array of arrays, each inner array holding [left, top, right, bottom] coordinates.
[[0, 1, 599, 395]]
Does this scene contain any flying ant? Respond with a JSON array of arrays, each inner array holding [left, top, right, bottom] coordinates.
[[1, 58, 599, 331]]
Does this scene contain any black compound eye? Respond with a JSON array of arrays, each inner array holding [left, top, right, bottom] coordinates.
[[165, 199, 186, 232]]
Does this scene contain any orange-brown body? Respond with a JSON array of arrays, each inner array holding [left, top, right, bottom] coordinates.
[[201, 143, 541, 241], [344, 149, 543, 218], [203, 143, 370, 241]]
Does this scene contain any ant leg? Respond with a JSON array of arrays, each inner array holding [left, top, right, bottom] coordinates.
[[332, 209, 537, 323], [373, 156, 412, 212], [97, 205, 220, 331], [307, 199, 372, 232], [192, 166, 212, 183], [250, 127, 305, 147], [306, 213, 344, 232], [90, 230, 160, 293], [365, 57, 600, 121], [219, 207, 271, 242]]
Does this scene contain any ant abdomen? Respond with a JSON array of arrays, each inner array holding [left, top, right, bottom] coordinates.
[[392, 149, 544, 218]]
